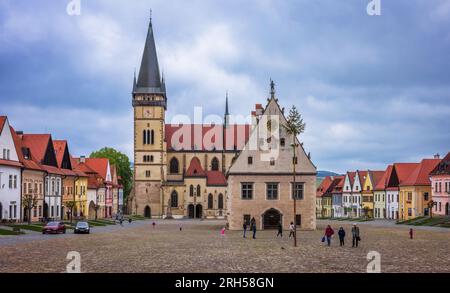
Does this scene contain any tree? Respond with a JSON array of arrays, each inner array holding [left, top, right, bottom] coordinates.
[[90, 147, 133, 202], [284, 105, 306, 247], [65, 201, 76, 224], [22, 194, 39, 225]]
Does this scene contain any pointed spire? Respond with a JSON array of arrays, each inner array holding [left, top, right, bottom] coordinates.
[[224, 91, 230, 127], [133, 69, 137, 92], [270, 79, 276, 99], [135, 11, 164, 95]]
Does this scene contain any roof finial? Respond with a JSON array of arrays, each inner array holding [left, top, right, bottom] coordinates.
[[150, 9, 152, 25], [270, 78, 275, 99]]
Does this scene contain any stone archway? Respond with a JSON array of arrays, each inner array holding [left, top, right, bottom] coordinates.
[[144, 206, 151, 218], [262, 208, 282, 230]]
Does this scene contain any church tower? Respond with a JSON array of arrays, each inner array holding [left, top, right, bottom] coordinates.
[[132, 15, 167, 218]]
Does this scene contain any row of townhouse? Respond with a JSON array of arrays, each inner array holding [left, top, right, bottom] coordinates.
[[316, 152, 450, 221], [0, 116, 124, 222]]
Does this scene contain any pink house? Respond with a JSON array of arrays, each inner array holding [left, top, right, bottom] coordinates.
[[430, 152, 450, 216]]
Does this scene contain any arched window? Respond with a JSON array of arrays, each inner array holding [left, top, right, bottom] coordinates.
[[171, 191, 178, 208], [151, 130, 155, 145], [189, 185, 194, 197], [170, 157, 179, 174], [211, 157, 219, 171], [218, 194, 224, 209], [196, 185, 201, 197], [150, 155, 154, 162], [143, 130, 147, 145], [208, 194, 213, 209]]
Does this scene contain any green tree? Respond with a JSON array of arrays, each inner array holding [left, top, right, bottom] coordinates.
[[90, 147, 133, 201], [284, 105, 306, 247]]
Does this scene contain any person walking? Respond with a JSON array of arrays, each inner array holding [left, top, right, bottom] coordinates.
[[409, 228, 414, 239], [288, 222, 295, 238], [243, 222, 247, 238], [352, 224, 360, 248], [119, 218, 123, 226], [276, 222, 283, 238], [324, 225, 334, 246], [250, 218, 257, 239], [128, 218, 132, 224], [338, 227, 346, 246]]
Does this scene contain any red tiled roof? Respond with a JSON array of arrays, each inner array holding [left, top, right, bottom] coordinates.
[[394, 163, 420, 184], [330, 176, 345, 193], [0, 159, 22, 168], [357, 170, 368, 184], [10, 127, 42, 171], [402, 159, 441, 186], [165, 124, 250, 151], [84, 158, 109, 180], [371, 170, 386, 187], [206, 171, 227, 186], [317, 176, 333, 197], [430, 152, 450, 176], [347, 171, 356, 186], [20, 134, 52, 163], [255, 104, 263, 110], [88, 175, 104, 189], [374, 165, 393, 191], [53, 140, 67, 168], [0, 116, 6, 134], [185, 157, 206, 177]]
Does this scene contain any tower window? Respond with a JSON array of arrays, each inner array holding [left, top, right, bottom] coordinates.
[[170, 158, 179, 174], [145, 171, 151, 178], [211, 157, 219, 171]]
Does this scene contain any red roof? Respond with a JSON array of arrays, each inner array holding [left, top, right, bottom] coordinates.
[[165, 124, 250, 151], [357, 170, 368, 184], [317, 176, 333, 197], [0, 159, 22, 168], [84, 158, 109, 181], [395, 163, 420, 184], [53, 140, 67, 168], [20, 134, 52, 163], [330, 176, 345, 193], [0, 116, 6, 134], [255, 104, 263, 110], [430, 152, 450, 176], [347, 171, 356, 186], [374, 165, 393, 191], [185, 157, 206, 177], [206, 171, 227, 186], [402, 159, 441, 186]]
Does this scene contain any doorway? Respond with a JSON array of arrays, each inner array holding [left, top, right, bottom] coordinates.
[[263, 208, 282, 230]]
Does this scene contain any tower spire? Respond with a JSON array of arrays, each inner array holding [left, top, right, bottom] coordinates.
[[224, 91, 230, 127], [270, 79, 275, 99]]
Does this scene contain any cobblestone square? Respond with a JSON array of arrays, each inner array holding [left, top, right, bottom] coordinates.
[[1, 219, 449, 273]]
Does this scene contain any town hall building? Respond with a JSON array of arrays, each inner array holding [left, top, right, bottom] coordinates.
[[128, 16, 317, 230]]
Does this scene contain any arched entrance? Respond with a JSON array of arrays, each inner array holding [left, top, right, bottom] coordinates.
[[262, 208, 282, 230], [144, 206, 151, 218], [188, 204, 203, 219], [88, 201, 96, 220]]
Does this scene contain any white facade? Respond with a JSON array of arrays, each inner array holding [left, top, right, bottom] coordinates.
[[386, 190, 399, 220], [342, 174, 352, 218], [0, 117, 22, 221], [44, 175, 62, 220]]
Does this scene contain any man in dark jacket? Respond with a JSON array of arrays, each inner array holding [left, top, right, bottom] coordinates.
[[243, 222, 247, 238], [276, 222, 283, 238], [338, 227, 346, 246], [352, 224, 360, 247]]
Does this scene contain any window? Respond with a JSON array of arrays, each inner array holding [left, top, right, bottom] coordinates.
[[241, 183, 253, 200], [218, 194, 224, 209], [169, 158, 179, 174], [189, 185, 194, 197], [196, 185, 201, 197], [296, 214, 301, 226], [211, 157, 219, 171], [171, 191, 178, 208], [266, 183, 279, 200], [408, 208, 412, 217], [143, 129, 154, 145], [9, 175, 13, 189], [439, 202, 442, 212], [424, 192, 429, 201], [292, 183, 304, 200], [247, 157, 253, 165], [270, 158, 275, 166], [407, 192, 412, 201], [28, 183, 32, 194], [280, 138, 285, 147], [145, 171, 151, 178], [51, 206, 54, 217], [208, 194, 213, 209], [243, 215, 251, 225], [293, 157, 298, 165]]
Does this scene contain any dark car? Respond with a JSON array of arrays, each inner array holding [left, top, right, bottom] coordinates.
[[74, 222, 90, 234], [42, 221, 66, 234]]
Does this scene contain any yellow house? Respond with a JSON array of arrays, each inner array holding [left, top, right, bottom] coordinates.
[[399, 158, 440, 220], [361, 170, 385, 218], [74, 171, 88, 218]]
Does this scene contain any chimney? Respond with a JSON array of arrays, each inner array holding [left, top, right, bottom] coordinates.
[[434, 153, 440, 159], [80, 156, 86, 163], [16, 131, 23, 135]]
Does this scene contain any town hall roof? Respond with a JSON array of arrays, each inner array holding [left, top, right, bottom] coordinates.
[[402, 159, 441, 186]]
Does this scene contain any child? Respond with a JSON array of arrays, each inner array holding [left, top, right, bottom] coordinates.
[[220, 227, 226, 236]]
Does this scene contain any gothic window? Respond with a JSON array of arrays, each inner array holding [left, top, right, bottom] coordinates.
[[196, 185, 201, 197], [151, 130, 155, 145], [171, 191, 178, 208], [208, 194, 213, 209], [211, 157, 219, 171], [189, 185, 194, 197], [170, 157, 179, 174], [218, 194, 224, 209]]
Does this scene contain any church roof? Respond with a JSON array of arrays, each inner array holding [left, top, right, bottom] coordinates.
[[206, 171, 227, 186], [185, 157, 206, 177], [134, 18, 165, 95]]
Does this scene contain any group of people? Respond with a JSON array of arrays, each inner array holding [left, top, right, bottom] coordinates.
[[323, 224, 361, 247], [242, 218, 257, 239]]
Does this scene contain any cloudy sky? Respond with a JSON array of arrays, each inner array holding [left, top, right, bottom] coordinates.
[[1, 0, 449, 173]]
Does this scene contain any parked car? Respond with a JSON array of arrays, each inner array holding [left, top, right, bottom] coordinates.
[[42, 221, 66, 234], [74, 222, 90, 234]]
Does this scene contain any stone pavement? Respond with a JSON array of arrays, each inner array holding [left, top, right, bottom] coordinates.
[[1, 219, 449, 273]]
